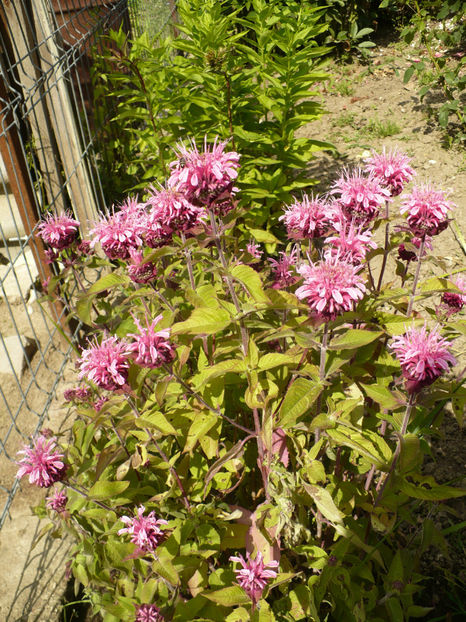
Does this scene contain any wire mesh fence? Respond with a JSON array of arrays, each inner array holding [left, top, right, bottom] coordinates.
[[0, 0, 132, 530]]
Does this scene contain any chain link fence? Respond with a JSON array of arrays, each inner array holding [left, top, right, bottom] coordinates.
[[0, 0, 131, 530]]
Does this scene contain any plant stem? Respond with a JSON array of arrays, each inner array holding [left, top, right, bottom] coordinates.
[[126, 396, 191, 510], [149, 282, 175, 312], [253, 407, 269, 501], [209, 211, 248, 356], [315, 324, 329, 443], [223, 71, 235, 150], [180, 231, 195, 290], [406, 235, 425, 316], [376, 200, 391, 291], [163, 364, 255, 436]]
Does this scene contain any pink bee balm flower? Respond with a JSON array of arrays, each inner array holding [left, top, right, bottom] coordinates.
[[168, 137, 240, 205], [400, 185, 454, 237], [63, 386, 92, 403], [37, 212, 80, 250], [365, 148, 415, 196], [17, 435, 66, 488], [268, 248, 298, 289], [78, 335, 132, 391], [244, 242, 263, 259], [118, 505, 168, 554], [46, 489, 68, 513], [296, 255, 366, 321], [332, 169, 390, 223], [324, 218, 377, 264], [146, 186, 205, 234], [91, 198, 146, 260], [127, 250, 158, 285], [230, 552, 279, 608], [280, 194, 334, 240], [128, 314, 175, 369], [93, 396, 109, 412], [442, 275, 466, 312], [391, 324, 456, 393], [135, 604, 164, 622]]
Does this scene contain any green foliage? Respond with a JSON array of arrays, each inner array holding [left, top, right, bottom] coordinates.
[[38, 146, 466, 621], [93, 0, 333, 224]]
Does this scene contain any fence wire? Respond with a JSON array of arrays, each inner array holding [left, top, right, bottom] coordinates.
[[0, 0, 132, 530]]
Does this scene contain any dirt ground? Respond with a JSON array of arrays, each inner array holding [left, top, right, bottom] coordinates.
[[303, 42, 466, 617]]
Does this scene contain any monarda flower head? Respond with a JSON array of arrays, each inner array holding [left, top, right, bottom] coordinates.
[[78, 335, 132, 391], [146, 186, 205, 234], [118, 505, 168, 555], [63, 386, 92, 404], [135, 604, 164, 622], [128, 314, 175, 369], [400, 185, 453, 237], [296, 254, 366, 321], [324, 218, 377, 264], [90, 198, 146, 260], [46, 489, 68, 513], [17, 435, 66, 488], [268, 247, 299, 289], [442, 275, 466, 312], [127, 250, 158, 285], [331, 169, 390, 224], [37, 211, 80, 250], [391, 324, 456, 393], [364, 148, 415, 196], [230, 552, 279, 608], [280, 194, 334, 240], [168, 137, 240, 205]]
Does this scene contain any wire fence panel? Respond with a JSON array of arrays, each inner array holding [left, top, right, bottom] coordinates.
[[0, 0, 131, 530]]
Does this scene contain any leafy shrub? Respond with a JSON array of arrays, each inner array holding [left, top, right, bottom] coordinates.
[[92, 0, 333, 227], [27, 142, 466, 621]]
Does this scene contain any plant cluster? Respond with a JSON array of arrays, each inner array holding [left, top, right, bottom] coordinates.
[[92, 0, 333, 227], [22, 140, 466, 621]]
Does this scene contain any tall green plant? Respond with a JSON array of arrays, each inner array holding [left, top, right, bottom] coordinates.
[[93, 0, 333, 225]]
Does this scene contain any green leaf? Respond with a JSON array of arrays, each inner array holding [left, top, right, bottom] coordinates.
[[327, 428, 390, 468], [360, 383, 401, 410], [258, 352, 300, 371], [138, 409, 178, 436], [172, 308, 231, 336], [328, 329, 383, 350], [230, 264, 270, 303], [404, 65, 415, 83], [279, 378, 323, 428], [203, 586, 250, 606], [302, 483, 344, 524], [184, 412, 218, 453], [398, 477, 466, 500], [89, 480, 130, 499], [249, 228, 281, 244], [87, 272, 129, 294]]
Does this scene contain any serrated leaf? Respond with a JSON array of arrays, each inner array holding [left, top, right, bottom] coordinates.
[[302, 483, 344, 524], [328, 329, 382, 350], [89, 480, 129, 499], [138, 409, 178, 436], [203, 586, 250, 606], [172, 308, 231, 335], [87, 272, 129, 294], [258, 352, 300, 371], [279, 378, 323, 428], [248, 228, 281, 244], [230, 264, 270, 303], [184, 412, 218, 453], [360, 383, 401, 410]]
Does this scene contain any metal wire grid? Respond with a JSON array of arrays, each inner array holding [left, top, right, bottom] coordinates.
[[0, 0, 131, 529]]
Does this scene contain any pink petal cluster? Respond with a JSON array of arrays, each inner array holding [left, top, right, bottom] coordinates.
[[296, 255, 366, 320], [280, 195, 334, 240], [118, 505, 168, 554], [17, 435, 66, 488], [127, 250, 158, 285], [135, 604, 164, 622], [78, 335, 132, 391], [442, 275, 466, 312], [128, 314, 175, 369], [46, 489, 68, 513], [146, 186, 205, 234], [400, 185, 453, 237], [168, 137, 240, 206], [365, 148, 415, 196], [244, 242, 263, 259], [37, 212, 80, 250], [391, 324, 456, 393], [324, 218, 377, 264], [230, 552, 279, 607], [268, 248, 298, 289], [331, 169, 390, 223], [93, 396, 109, 412], [91, 198, 146, 260]]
